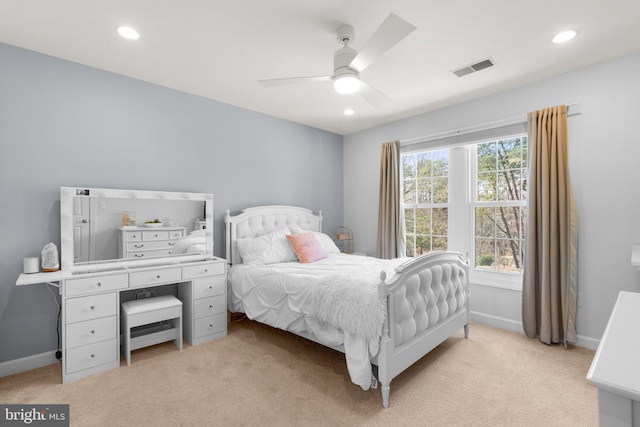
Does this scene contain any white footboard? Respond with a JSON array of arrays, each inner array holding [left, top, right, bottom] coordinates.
[[376, 251, 470, 408]]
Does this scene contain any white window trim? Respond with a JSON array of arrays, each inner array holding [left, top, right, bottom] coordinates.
[[401, 138, 527, 291], [469, 269, 523, 291]]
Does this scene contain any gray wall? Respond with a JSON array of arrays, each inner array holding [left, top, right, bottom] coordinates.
[[0, 43, 343, 364], [344, 53, 640, 349]]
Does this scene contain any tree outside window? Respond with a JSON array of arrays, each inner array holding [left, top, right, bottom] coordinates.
[[474, 136, 527, 272], [402, 149, 449, 256]]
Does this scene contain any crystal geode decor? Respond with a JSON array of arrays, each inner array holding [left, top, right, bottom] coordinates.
[[41, 242, 60, 272]]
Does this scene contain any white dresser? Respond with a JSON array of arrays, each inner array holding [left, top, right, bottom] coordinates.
[[118, 226, 187, 259], [58, 258, 226, 382], [587, 291, 640, 427]]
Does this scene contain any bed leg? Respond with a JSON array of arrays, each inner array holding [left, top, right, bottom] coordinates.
[[381, 383, 390, 408], [464, 324, 470, 339]]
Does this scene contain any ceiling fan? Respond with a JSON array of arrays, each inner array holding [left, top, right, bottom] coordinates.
[[258, 13, 416, 107]]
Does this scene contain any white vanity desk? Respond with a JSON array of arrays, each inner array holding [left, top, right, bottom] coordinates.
[[18, 256, 227, 383], [17, 187, 226, 383]]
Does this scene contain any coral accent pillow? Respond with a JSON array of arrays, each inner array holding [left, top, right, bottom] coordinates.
[[286, 233, 328, 263]]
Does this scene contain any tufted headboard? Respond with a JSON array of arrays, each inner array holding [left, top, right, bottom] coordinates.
[[225, 205, 323, 266]]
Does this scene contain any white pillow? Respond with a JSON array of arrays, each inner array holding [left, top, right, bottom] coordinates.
[[236, 229, 297, 265], [171, 230, 207, 254], [289, 228, 341, 255]]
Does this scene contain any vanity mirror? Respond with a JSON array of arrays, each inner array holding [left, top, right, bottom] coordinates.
[[60, 187, 214, 272]]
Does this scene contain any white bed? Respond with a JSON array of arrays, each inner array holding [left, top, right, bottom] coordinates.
[[225, 205, 470, 407], [170, 230, 207, 255]]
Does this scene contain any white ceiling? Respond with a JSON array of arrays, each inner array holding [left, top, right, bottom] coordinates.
[[1, 0, 639, 135]]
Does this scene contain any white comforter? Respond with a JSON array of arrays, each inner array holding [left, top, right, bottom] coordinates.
[[228, 254, 406, 389]]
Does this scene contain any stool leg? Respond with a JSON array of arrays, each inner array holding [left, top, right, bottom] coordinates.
[[175, 312, 182, 352], [123, 315, 131, 367]]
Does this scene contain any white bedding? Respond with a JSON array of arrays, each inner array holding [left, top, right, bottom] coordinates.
[[228, 253, 407, 389], [170, 230, 207, 254]]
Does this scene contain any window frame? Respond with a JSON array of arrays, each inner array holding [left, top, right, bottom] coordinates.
[[401, 149, 450, 257], [399, 131, 528, 291], [468, 137, 527, 283]]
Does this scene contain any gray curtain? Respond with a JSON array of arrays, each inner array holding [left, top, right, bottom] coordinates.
[[522, 105, 578, 345], [377, 141, 406, 259]]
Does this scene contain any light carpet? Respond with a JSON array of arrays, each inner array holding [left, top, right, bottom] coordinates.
[[0, 320, 598, 426]]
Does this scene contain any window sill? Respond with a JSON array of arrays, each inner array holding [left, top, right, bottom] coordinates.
[[469, 269, 522, 291]]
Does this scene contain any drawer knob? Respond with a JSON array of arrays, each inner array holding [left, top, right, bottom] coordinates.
[[156, 275, 161, 279], [209, 305, 213, 309], [203, 269, 208, 273], [135, 254, 144, 258], [90, 354, 95, 358], [208, 324, 213, 328], [89, 306, 95, 310], [135, 244, 144, 248], [208, 286, 213, 290], [90, 330, 95, 334], [96, 282, 101, 287]]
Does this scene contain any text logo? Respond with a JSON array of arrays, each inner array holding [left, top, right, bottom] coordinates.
[[1, 405, 69, 426]]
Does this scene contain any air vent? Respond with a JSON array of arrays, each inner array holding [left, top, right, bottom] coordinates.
[[452, 58, 495, 77]]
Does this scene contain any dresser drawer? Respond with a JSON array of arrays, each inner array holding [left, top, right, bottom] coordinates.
[[143, 231, 169, 241], [127, 240, 176, 252], [66, 316, 117, 349], [169, 230, 184, 239], [125, 249, 174, 259], [130, 267, 182, 287], [195, 295, 226, 318], [183, 262, 225, 280], [194, 313, 226, 339], [125, 232, 142, 242], [193, 276, 226, 299], [66, 293, 117, 323], [65, 273, 128, 297], [65, 339, 118, 374]]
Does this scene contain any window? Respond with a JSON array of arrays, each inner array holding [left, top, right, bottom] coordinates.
[[473, 137, 528, 272], [400, 133, 528, 280], [402, 149, 449, 256]]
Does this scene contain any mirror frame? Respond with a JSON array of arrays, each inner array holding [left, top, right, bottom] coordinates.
[[60, 187, 214, 273]]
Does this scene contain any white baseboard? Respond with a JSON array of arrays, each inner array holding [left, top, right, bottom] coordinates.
[[0, 351, 59, 378], [471, 311, 600, 351], [574, 335, 599, 351], [471, 311, 524, 333]]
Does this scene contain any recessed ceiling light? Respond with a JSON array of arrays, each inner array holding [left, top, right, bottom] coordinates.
[[344, 109, 355, 116], [117, 26, 140, 40], [552, 30, 576, 44]]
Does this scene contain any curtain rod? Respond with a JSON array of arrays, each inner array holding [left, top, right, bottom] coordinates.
[[399, 103, 579, 147]]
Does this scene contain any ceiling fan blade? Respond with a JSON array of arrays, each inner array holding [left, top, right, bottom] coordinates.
[[258, 75, 332, 88], [349, 13, 416, 73], [359, 80, 391, 108]]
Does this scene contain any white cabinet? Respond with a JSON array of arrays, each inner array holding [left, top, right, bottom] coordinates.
[[117, 226, 187, 259], [179, 262, 227, 345], [587, 291, 640, 426], [60, 258, 227, 383], [63, 291, 120, 380]]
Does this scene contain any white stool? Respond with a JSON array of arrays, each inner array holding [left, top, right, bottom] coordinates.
[[121, 295, 183, 366]]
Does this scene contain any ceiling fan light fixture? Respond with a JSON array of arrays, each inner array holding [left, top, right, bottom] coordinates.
[[334, 74, 360, 94]]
